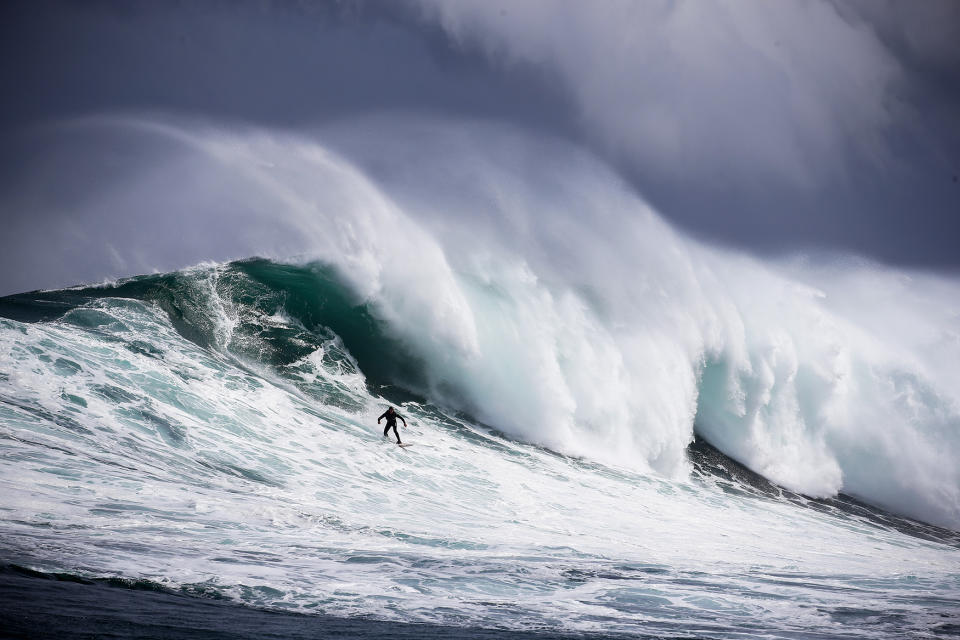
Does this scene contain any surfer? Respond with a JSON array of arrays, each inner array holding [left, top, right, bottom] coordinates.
[[378, 406, 406, 444]]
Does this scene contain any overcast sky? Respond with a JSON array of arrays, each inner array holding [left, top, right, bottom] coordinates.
[[0, 0, 958, 294]]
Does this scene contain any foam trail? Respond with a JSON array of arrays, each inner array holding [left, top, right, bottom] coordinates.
[[4, 114, 959, 529]]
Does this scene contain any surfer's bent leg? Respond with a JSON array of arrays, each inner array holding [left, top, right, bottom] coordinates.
[[391, 425, 402, 444], [383, 423, 391, 438]]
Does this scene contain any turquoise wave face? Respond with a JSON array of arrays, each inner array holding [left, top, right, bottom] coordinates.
[[0, 259, 426, 397], [1, 259, 958, 638]]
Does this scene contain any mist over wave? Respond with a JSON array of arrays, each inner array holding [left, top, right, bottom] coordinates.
[[3, 114, 959, 530]]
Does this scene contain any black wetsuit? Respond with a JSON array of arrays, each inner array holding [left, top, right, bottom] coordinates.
[[378, 409, 405, 444]]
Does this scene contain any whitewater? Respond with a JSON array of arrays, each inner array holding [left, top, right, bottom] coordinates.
[[1, 116, 959, 638]]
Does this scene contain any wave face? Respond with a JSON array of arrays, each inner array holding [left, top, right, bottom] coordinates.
[[1, 258, 959, 638]]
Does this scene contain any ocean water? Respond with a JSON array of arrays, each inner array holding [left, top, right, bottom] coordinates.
[[1, 259, 958, 639], [3, 117, 960, 638]]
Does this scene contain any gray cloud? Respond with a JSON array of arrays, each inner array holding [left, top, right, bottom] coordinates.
[[413, 0, 960, 264], [416, 0, 896, 187], [0, 1, 570, 131]]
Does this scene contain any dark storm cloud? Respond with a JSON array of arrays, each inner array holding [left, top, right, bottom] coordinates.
[[0, 0, 958, 296]]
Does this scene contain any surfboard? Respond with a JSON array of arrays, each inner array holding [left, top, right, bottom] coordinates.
[[397, 443, 414, 448]]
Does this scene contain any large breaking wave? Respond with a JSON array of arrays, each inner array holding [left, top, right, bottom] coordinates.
[[3, 115, 959, 530]]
